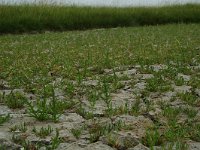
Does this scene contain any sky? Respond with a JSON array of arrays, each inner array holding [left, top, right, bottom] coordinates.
[[1, 0, 200, 6]]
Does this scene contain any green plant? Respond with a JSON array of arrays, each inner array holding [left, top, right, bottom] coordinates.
[[163, 106, 180, 119], [27, 98, 52, 121], [112, 82, 125, 92], [101, 78, 111, 106], [75, 105, 94, 120], [65, 81, 75, 98], [182, 107, 198, 118], [146, 75, 171, 92], [42, 84, 55, 98], [190, 124, 200, 142], [76, 69, 84, 86], [174, 76, 185, 86], [130, 99, 141, 116], [178, 92, 198, 106], [161, 105, 192, 144], [47, 129, 61, 150], [109, 102, 129, 116], [4, 91, 27, 109], [159, 67, 177, 80], [88, 90, 99, 109], [101, 78, 113, 116], [32, 125, 53, 138], [89, 132, 102, 143], [0, 145, 7, 150], [174, 141, 188, 150], [0, 92, 5, 103], [10, 122, 27, 133], [106, 134, 121, 149], [164, 121, 189, 142], [142, 128, 162, 149], [49, 89, 61, 122], [26, 87, 65, 122], [0, 114, 10, 125], [143, 98, 154, 112], [189, 76, 200, 89], [162, 141, 188, 150], [71, 128, 82, 139], [88, 121, 106, 143], [88, 120, 125, 143], [12, 134, 38, 150]]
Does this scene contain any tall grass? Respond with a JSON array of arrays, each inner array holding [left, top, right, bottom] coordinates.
[[0, 4, 200, 33]]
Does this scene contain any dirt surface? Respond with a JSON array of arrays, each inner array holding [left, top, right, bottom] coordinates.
[[0, 64, 200, 150]]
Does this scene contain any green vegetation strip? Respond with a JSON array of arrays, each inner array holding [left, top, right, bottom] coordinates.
[[0, 24, 199, 90], [0, 4, 200, 33]]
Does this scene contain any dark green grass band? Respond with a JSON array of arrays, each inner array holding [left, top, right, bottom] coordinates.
[[0, 4, 200, 33]]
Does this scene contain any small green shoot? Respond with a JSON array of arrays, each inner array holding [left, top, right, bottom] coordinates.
[[10, 122, 27, 133], [71, 127, 82, 139], [4, 91, 27, 109], [32, 125, 53, 138], [0, 114, 10, 125]]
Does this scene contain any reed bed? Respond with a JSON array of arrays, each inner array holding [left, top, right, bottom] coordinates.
[[0, 4, 200, 33]]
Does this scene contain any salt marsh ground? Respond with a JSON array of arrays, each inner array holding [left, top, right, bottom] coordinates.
[[0, 24, 200, 149]]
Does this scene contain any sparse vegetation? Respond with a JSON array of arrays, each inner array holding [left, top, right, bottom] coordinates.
[[142, 127, 162, 149], [71, 127, 83, 139], [26, 85, 75, 122], [10, 122, 27, 133], [0, 13, 199, 150], [3, 91, 27, 109], [178, 92, 198, 106], [32, 125, 53, 138], [0, 114, 10, 125]]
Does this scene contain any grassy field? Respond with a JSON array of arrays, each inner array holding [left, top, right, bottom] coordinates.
[[0, 4, 200, 33], [0, 24, 200, 149], [0, 24, 199, 89]]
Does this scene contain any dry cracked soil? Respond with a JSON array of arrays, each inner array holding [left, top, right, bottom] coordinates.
[[0, 63, 200, 150]]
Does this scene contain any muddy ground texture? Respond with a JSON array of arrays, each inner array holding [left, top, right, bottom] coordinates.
[[0, 63, 200, 150]]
